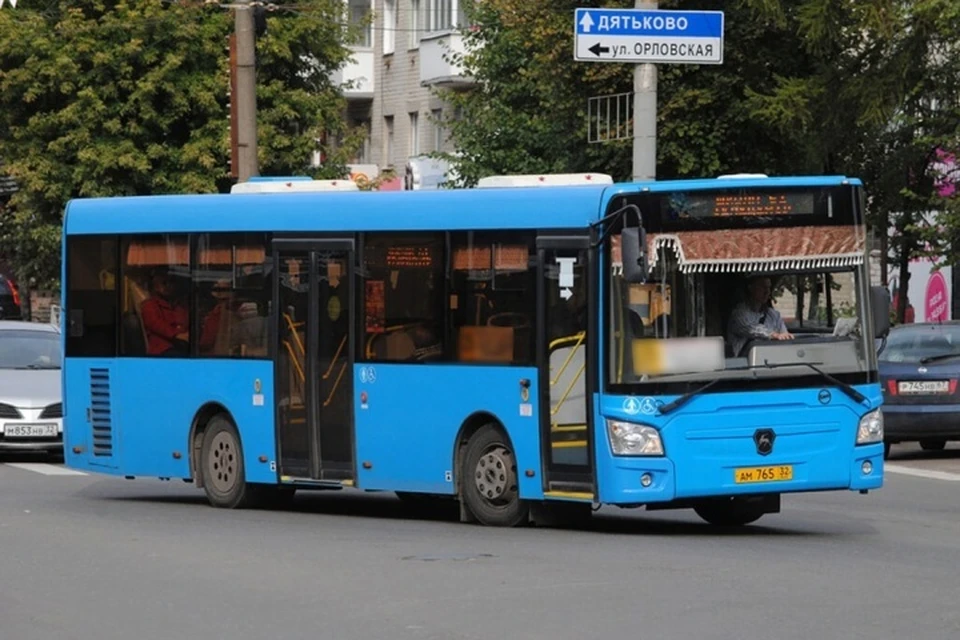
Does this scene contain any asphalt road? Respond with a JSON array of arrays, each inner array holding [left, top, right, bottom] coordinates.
[[1, 451, 958, 640]]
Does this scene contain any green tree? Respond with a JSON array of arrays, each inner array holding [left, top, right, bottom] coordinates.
[[438, 0, 846, 186], [746, 0, 960, 322], [0, 0, 363, 288]]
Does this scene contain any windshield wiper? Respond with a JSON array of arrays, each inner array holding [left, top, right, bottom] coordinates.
[[751, 360, 866, 404], [15, 364, 60, 370], [919, 353, 960, 364], [657, 379, 721, 415], [656, 360, 865, 415]]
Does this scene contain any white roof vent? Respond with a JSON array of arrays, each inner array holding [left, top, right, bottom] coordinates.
[[476, 173, 613, 188], [231, 178, 359, 193], [716, 173, 769, 180]]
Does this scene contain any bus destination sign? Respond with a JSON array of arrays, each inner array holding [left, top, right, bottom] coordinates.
[[667, 191, 816, 219]]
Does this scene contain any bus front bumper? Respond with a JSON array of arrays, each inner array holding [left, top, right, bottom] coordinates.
[[596, 443, 884, 506]]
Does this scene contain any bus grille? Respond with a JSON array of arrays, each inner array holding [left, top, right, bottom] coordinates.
[[90, 368, 113, 457]]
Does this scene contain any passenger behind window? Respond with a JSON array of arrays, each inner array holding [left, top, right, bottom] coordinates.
[[199, 279, 268, 357], [140, 269, 189, 356]]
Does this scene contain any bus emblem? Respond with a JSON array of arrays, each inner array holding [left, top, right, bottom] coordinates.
[[754, 429, 776, 456]]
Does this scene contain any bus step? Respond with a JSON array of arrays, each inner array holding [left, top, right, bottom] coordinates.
[[278, 476, 349, 490]]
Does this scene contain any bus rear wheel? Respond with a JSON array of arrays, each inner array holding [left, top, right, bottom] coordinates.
[[461, 425, 528, 527], [200, 415, 258, 509], [694, 497, 766, 527]]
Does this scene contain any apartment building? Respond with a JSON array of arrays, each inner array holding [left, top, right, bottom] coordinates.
[[332, 0, 472, 188]]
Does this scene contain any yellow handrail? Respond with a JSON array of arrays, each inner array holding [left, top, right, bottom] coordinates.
[[323, 335, 347, 380], [365, 323, 421, 359], [283, 314, 305, 357], [323, 361, 348, 407], [550, 331, 586, 386], [283, 340, 304, 382], [551, 363, 585, 417]]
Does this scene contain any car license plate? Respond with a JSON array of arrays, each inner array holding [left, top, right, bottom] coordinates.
[[4, 423, 59, 438], [734, 465, 793, 484], [898, 380, 950, 395]]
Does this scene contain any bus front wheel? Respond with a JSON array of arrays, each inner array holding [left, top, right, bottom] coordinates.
[[694, 497, 767, 527], [460, 425, 528, 527], [200, 415, 258, 509]]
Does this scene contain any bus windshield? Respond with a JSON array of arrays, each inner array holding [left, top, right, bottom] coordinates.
[[606, 185, 871, 389]]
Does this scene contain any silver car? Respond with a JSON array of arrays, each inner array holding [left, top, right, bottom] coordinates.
[[0, 320, 62, 454]]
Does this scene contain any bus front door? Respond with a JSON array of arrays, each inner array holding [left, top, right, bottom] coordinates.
[[273, 239, 355, 483], [537, 235, 596, 499]]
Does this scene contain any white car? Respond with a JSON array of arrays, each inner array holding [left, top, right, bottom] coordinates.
[[0, 320, 62, 454]]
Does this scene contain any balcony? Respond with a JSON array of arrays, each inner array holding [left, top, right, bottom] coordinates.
[[419, 31, 474, 88], [332, 47, 374, 100]]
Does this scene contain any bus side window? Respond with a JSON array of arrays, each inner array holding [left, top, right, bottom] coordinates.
[[450, 231, 535, 365], [66, 236, 119, 357], [361, 233, 445, 363]]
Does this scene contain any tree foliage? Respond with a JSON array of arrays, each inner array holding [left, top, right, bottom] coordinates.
[[0, 0, 362, 287], [439, 0, 857, 186]]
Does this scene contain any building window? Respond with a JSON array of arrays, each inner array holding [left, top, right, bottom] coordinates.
[[427, 0, 453, 32], [383, 0, 396, 54], [194, 234, 271, 358], [449, 232, 536, 364], [66, 236, 118, 357], [120, 235, 190, 357], [383, 115, 394, 166], [408, 0, 421, 48], [409, 111, 420, 156], [351, 118, 371, 164], [348, 0, 372, 47], [361, 233, 445, 362], [431, 108, 444, 151]]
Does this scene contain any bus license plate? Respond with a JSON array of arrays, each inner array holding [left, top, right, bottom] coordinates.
[[4, 424, 58, 439], [734, 465, 793, 484]]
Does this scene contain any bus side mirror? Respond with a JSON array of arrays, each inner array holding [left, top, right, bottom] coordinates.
[[870, 285, 891, 339], [620, 226, 649, 284]]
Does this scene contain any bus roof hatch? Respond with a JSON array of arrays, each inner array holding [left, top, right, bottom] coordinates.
[[475, 173, 613, 188], [231, 178, 359, 193]]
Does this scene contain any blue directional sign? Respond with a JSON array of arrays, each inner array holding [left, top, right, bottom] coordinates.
[[574, 8, 724, 64]]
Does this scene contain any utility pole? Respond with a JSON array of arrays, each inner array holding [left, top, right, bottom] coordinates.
[[234, 4, 259, 182], [633, 0, 657, 182]]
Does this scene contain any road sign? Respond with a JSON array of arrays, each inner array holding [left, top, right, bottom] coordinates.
[[574, 8, 724, 65]]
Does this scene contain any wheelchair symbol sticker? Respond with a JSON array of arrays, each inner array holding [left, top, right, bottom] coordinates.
[[359, 366, 377, 384], [623, 396, 659, 416]]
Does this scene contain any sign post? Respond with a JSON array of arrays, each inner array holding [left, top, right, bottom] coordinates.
[[574, 6, 724, 181]]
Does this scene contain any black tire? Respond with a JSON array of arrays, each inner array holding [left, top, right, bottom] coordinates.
[[199, 415, 259, 509], [884, 442, 892, 459], [694, 498, 766, 527], [919, 439, 947, 451], [460, 425, 528, 527]]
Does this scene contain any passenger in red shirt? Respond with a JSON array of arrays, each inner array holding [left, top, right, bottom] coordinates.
[[140, 271, 189, 356]]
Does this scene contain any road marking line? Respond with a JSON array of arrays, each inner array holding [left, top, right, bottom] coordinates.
[[4, 463, 88, 476], [885, 464, 960, 482]]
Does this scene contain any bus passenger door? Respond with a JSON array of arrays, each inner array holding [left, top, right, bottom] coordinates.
[[273, 239, 355, 483], [537, 235, 596, 498]]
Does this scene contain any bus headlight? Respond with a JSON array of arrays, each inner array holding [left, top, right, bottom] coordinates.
[[606, 420, 664, 456], [856, 410, 884, 445]]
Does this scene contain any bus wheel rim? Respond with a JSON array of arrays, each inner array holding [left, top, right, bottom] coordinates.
[[208, 431, 239, 494], [474, 445, 515, 506]]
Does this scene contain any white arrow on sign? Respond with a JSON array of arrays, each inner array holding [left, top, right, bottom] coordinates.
[[560, 288, 573, 301], [579, 12, 594, 33]]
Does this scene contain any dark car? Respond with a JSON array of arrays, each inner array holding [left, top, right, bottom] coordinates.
[[0, 272, 22, 320], [879, 322, 960, 457]]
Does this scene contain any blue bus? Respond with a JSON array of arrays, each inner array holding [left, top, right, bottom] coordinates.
[[61, 173, 889, 527]]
